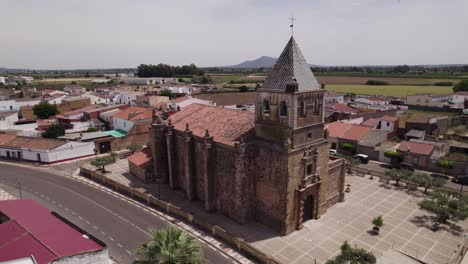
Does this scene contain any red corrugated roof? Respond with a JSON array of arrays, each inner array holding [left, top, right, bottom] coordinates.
[[0, 199, 103, 264], [361, 118, 379, 128], [0, 134, 16, 145], [169, 104, 254, 146], [397, 141, 435, 155], [113, 106, 149, 121], [128, 147, 152, 167], [326, 103, 359, 113]]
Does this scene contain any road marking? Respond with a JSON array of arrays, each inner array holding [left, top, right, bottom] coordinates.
[[78, 216, 83, 220], [126, 250, 132, 255], [100, 231, 106, 235], [93, 225, 98, 229], [64, 208, 69, 211], [71, 212, 76, 216], [85, 220, 91, 225], [117, 243, 123, 248], [109, 237, 114, 242]]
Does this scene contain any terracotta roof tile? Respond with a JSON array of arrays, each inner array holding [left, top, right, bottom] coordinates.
[[325, 122, 353, 138], [0, 134, 16, 144], [342, 125, 371, 141], [379, 115, 399, 122], [361, 118, 379, 127], [397, 141, 434, 155], [114, 106, 149, 121], [1, 136, 66, 150], [326, 103, 359, 113], [128, 147, 152, 167], [169, 104, 254, 146]]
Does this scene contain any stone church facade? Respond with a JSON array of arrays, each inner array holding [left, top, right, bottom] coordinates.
[[150, 37, 346, 235]]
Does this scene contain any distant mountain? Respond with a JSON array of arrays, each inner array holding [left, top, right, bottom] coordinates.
[[223, 56, 278, 69]]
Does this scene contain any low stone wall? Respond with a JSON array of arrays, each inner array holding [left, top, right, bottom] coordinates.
[[80, 165, 279, 264]]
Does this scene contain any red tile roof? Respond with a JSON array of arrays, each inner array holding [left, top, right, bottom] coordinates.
[[379, 115, 399, 122], [0, 136, 66, 150], [113, 106, 149, 121], [361, 118, 379, 128], [128, 147, 152, 168], [342, 125, 372, 141], [169, 104, 254, 146], [326, 103, 359, 113], [325, 122, 353, 138], [170, 96, 190, 104], [397, 141, 435, 155], [0, 199, 103, 264], [0, 134, 16, 144]]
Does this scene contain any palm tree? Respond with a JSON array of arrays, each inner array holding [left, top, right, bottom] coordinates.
[[135, 226, 204, 264]]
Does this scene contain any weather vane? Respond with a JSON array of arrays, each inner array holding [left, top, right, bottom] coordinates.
[[289, 15, 296, 36]]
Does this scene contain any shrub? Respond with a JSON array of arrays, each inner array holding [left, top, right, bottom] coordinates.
[[239, 85, 249, 92], [453, 79, 468, 92], [434, 81, 453, 86], [340, 143, 355, 151], [384, 150, 403, 162], [372, 216, 384, 228], [366, 80, 389, 85], [42, 124, 65, 138]]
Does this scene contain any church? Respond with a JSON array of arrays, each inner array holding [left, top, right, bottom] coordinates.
[[150, 36, 346, 235]]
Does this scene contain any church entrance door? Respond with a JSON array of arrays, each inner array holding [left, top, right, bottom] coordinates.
[[302, 195, 314, 221]]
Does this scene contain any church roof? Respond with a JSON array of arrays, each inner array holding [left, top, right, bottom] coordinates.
[[262, 37, 320, 91], [169, 104, 254, 146]]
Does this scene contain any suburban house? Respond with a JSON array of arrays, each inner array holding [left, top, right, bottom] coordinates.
[[112, 106, 152, 133], [128, 146, 153, 183], [406, 94, 451, 107], [0, 98, 41, 112], [397, 140, 435, 169], [0, 199, 109, 263], [324, 91, 345, 104], [135, 94, 170, 108], [59, 97, 91, 113], [0, 111, 19, 130], [116, 91, 146, 105], [63, 85, 86, 95], [166, 96, 214, 111], [451, 91, 468, 104], [325, 103, 360, 122], [405, 116, 448, 140], [0, 134, 95, 164], [55, 105, 101, 132], [361, 115, 399, 139], [354, 96, 390, 106]]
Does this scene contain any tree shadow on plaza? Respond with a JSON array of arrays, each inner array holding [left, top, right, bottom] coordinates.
[[410, 215, 464, 237]]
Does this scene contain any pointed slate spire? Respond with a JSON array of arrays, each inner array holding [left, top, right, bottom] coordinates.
[[262, 37, 320, 91]]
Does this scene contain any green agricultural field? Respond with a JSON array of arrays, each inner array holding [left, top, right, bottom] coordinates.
[[325, 84, 453, 97], [207, 74, 245, 84]]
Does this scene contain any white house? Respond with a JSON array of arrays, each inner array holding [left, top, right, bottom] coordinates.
[[80, 92, 114, 105], [0, 135, 95, 164], [451, 91, 468, 104], [354, 96, 389, 106], [0, 111, 19, 130], [324, 92, 345, 104], [167, 96, 214, 111], [112, 106, 152, 133], [163, 86, 194, 94], [0, 98, 41, 111], [116, 91, 145, 105], [0, 77, 5, 84]]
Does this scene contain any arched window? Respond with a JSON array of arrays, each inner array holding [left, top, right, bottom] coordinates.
[[300, 98, 306, 117], [263, 99, 270, 115], [279, 100, 287, 117]]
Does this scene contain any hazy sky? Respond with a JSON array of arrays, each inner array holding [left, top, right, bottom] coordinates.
[[1, 0, 467, 69]]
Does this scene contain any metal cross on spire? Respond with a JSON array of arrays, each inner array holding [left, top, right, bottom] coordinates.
[[289, 15, 296, 36]]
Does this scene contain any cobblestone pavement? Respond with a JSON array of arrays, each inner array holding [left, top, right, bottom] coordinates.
[[0, 186, 16, 200], [97, 159, 468, 264]]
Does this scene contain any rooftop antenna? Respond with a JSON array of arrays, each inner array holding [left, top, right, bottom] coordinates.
[[289, 15, 296, 37]]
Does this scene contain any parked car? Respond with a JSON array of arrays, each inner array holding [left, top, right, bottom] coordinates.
[[353, 154, 369, 164], [329, 149, 337, 156]]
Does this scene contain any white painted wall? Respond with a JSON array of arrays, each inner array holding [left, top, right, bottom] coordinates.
[[113, 117, 134, 132], [167, 98, 213, 110], [65, 121, 93, 133], [378, 120, 394, 133], [0, 99, 40, 111], [0, 113, 18, 129], [52, 249, 110, 264], [116, 92, 145, 105], [0, 77, 5, 84]]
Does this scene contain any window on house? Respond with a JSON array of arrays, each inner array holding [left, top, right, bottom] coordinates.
[[307, 132, 312, 140], [279, 101, 287, 117], [314, 99, 319, 113], [306, 164, 313, 175], [387, 122, 390, 126], [263, 99, 270, 115], [300, 98, 306, 117]]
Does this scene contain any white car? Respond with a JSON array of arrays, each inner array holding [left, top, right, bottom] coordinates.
[[329, 149, 337, 156]]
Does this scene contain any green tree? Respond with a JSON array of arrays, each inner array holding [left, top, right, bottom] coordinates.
[[385, 169, 412, 186], [419, 191, 468, 229], [199, 76, 211, 84], [159, 90, 172, 97], [384, 150, 403, 164], [33, 101, 59, 119], [128, 144, 143, 154], [436, 160, 454, 176], [90, 154, 116, 173], [42, 124, 65, 138], [326, 241, 376, 264], [409, 174, 446, 194], [86, 127, 99, 132], [134, 226, 204, 264], [239, 85, 249, 92], [372, 216, 384, 234], [453, 79, 468, 92]]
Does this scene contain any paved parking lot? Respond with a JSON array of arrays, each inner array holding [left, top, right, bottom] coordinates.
[[251, 175, 468, 264]]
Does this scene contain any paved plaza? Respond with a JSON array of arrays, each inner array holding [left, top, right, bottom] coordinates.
[[98, 159, 468, 264]]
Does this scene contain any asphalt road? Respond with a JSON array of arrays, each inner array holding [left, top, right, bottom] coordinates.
[[0, 163, 234, 264]]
